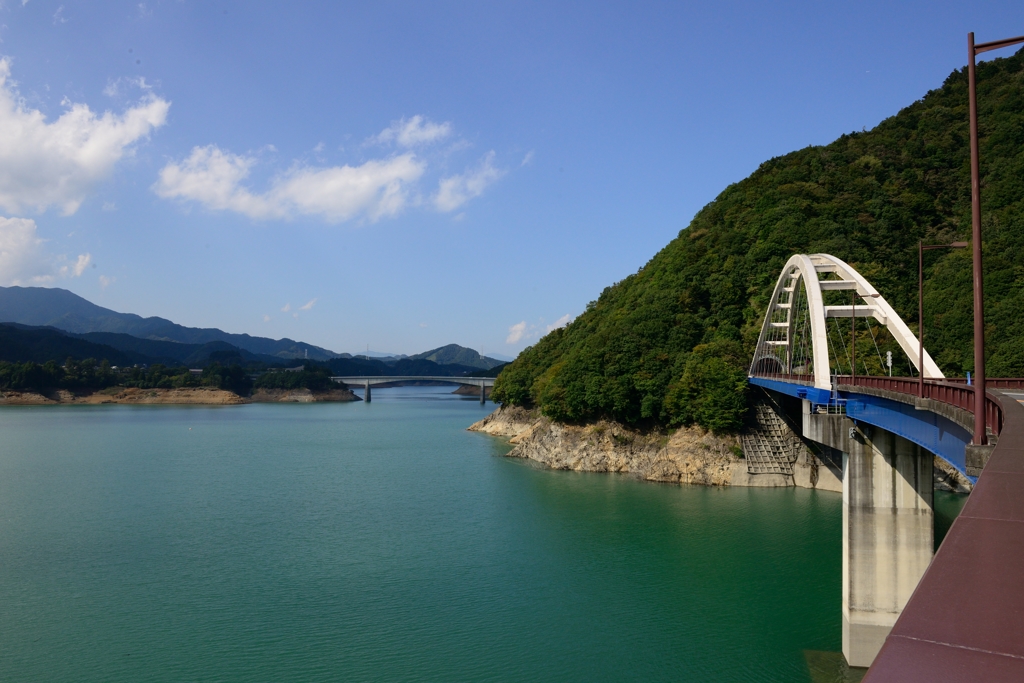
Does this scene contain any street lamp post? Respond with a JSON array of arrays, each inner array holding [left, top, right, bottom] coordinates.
[[918, 240, 967, 398], [968, 31, 1024, 444]]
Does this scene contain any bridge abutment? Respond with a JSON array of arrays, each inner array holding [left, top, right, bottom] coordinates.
[[805, 412, 934, 668]]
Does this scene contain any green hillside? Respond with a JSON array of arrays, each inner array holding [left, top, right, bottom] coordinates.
[[410, 344, 504, 370], [493, 49, 1024, 433]]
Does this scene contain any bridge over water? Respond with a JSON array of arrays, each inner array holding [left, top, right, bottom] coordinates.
[[747, 254, 1024, 679], [331, 376, 494, 404]]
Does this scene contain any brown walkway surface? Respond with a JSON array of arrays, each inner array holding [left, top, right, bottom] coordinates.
[[863, 390, 1024, 682]]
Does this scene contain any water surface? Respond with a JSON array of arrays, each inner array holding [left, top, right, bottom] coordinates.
[[0, 387, 875, 682]]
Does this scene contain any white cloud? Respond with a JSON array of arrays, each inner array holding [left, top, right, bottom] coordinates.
[[299, 298, 316, 311], [58, 252, 91, 277], [98, 274, 115, 289], [506, 313, 574, 345], [374, 115, 451, 147], [419, 322, 427, 328], [546, 313, 573, 333], [102, 201, 116, 211], [521, 150, 535, 166], [0, 216, 52, 285], [434, 151, 503, 212], [0, 216, 91, 285], [154, 146, 425, 223], [506, 320, 528, 345], [281, 302, 291, 312], [263, 314, 271, 322], [0, 59, 169, 215]]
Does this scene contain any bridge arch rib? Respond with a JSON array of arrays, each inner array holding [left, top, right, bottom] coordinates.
[[750, 253, 943, 390]]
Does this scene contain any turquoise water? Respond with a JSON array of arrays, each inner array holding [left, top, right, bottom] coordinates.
[[1, 387, 854, 681]]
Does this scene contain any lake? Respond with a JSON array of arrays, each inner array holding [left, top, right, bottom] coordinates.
[[0, 386, 962, 682]]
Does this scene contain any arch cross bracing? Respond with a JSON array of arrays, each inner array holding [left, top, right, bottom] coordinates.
[[750, 253, 942, 390]]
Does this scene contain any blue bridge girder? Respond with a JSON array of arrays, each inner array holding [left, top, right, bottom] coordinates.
[[749, 376, 975, 481]]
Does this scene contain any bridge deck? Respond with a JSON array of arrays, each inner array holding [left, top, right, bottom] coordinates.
[[864, 390, 1024, 682]]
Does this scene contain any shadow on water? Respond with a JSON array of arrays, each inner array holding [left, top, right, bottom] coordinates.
[[804, 651, 866, 683], [934, 489, 970, 548]]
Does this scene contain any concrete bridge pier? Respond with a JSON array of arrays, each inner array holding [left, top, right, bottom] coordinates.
[[364, 380, 371, 403], [479, 380, 486, 404], [804, 407, 934, 668]]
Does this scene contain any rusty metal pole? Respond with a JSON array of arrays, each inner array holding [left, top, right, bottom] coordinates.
[[851, 290, 856, 384], [968, 32, 987, 444], [919, 240, 925, 399], [966, 32, 1024, 443]]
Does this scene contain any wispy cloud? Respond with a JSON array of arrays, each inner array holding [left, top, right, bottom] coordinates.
[[506, 321, 528, 344], [154, 146, 425, 223], [263, 314, 271, 322], [299, 298, 317, 311], [521, 150, 535, 167], [546, 313, 573, 333], [434, 151, 504, 212], [59, 252, 92, 277], [373, 115, 451, 148], [0, 59, 169, 216], [281, 303, 291, 312], [98, 274, 115, 289], [506, 313, 574, 345]]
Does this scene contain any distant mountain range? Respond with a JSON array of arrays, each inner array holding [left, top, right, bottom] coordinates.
[[0, 286, 511, 374], [0, 286, 337, 360]]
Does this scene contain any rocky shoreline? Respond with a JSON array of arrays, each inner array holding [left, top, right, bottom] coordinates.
[[470, 406, 973, 494], [0, 386, 361, 406], [469, 405, 798, 488]]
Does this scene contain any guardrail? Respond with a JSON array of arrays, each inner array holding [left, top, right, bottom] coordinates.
[[834, 375, 1024, 438], [749, 373, 1024, 438]]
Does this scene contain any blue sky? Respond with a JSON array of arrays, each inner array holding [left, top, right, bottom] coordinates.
[[0, 1, 1022, 357]]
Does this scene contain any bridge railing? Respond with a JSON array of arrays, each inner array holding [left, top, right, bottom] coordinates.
[[832, 375, 1024, 438]]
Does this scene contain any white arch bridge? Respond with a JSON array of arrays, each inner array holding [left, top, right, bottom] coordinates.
[[751, 252, 941, 385], [747, 253, 1024, 677], [331, 376, 495, 403]]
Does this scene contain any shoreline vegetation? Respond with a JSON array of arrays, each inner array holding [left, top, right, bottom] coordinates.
[[0, 386, 360, 405], [0, 360, 360, 405]]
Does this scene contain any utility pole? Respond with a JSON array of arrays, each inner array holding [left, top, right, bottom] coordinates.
[[967, 31, 1024, 443]]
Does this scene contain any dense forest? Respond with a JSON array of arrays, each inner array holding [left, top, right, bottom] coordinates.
[[0, 360, 255, 395], [493, 49, 1024, 434]]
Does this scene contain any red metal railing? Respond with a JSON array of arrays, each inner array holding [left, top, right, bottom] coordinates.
[[750, 371, 1024, 438], [832, 375, 1024, 437]]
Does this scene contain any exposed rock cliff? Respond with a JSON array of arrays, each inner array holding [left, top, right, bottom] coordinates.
[[470, 405, 806, 488]]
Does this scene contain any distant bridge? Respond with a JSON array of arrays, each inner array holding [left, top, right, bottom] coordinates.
[[747, 253, 1024, 678], [331, 376, 495, 404]]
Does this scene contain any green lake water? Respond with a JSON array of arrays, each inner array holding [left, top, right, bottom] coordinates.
[[0, 387, 964, 682]]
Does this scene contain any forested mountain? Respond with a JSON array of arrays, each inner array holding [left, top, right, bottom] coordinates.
[[0, 324, 144, 366], [325, 356, 480, 377], [493, 48, 1024, 433], [0, 323, 486, 379], [0, 286, 337, 360], [409, 344, 504, 369]]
